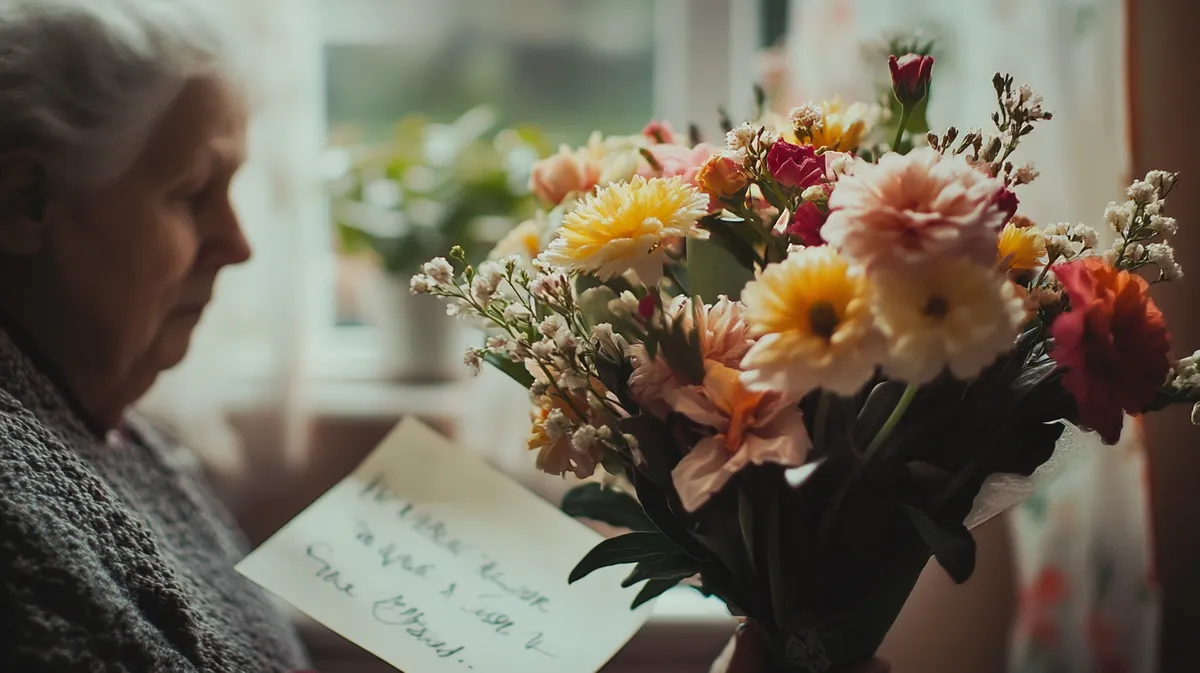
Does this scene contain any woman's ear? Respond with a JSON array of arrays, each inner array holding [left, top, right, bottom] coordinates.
[[0, 153, 50, 255]]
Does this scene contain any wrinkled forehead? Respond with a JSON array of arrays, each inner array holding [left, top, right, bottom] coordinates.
[[134, 76, 248, 179]]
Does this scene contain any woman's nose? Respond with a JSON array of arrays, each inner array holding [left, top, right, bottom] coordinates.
[[200, 201, 253, 269]]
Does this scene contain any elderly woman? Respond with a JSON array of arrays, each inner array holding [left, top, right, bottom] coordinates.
[[0, 1, 310, 671]]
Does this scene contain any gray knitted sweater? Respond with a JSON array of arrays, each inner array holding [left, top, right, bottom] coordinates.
[[0, 327, 311, 673]]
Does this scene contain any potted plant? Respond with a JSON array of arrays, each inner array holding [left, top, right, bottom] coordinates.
[[325, 106, 547, 381]]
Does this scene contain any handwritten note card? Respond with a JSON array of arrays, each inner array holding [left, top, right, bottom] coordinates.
[[236, 417, 652, 673]]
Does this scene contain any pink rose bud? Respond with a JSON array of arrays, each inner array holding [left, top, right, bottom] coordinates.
[[529, 146, 600, 206], [641, 119, 677, 144], [696, 151, 750, 197], [994, 187, 1020, 222], [888, 53, 934, 107], [637, 293, 659, 320], [766, 141, 827, 190]]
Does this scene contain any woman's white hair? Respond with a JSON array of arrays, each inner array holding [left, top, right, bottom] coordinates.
[[0, 0, 237, 184]]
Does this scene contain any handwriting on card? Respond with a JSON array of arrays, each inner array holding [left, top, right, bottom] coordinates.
[[236, 417, 652, 673]]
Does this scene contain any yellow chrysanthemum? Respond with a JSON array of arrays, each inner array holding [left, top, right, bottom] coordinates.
[[871, 257, 1026, 385], [797, 98, 874, 153], [997, 221, 1047, 271], [490, 218, 544, 260], [740, 246, 881, 397], [539, 175, 709, 283]]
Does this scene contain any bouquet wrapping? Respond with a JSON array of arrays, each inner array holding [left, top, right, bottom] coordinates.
[[412, 47, 1200, 672]]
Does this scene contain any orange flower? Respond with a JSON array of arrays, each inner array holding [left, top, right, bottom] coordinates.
[[696, 151, 750, 197], [1050, 257, 1171, 444], [667, 362, 810, 512]]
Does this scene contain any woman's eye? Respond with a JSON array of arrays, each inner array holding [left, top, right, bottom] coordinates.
[[181, 184, 209, 208]]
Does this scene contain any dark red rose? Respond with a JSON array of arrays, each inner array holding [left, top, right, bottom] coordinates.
[[887, 53, 934, 106], [766, 141, 826, 190]]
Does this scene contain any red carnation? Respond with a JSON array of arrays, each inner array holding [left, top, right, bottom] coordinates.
[[784, 200, 828, 246], [1049, 257, 1171, 444], [766, 141, 827, 190]]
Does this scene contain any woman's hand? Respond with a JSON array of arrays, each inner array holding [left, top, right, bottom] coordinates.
[[709, 620, 891, 673]]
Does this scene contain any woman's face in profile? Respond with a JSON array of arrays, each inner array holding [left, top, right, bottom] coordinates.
[[40, 77, 252, 380]]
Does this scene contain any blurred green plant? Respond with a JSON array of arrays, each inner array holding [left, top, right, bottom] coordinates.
[[326, 106, 550, 275]]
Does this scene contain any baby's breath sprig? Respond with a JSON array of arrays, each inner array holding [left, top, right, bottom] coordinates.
[[1102, 171, 1183, 282]]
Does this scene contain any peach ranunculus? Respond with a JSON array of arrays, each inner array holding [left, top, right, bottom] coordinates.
[[629, 296, 754, 418], [668, 361, 811, 512], [696, 151, 751, 198], [637, 142, 720, 187], [822, 146, 1008, 269], [1049, 257, 1172, 444], [529, 145, 602, 206]]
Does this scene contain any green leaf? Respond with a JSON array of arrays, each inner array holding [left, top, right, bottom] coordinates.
[[902, 505, 976, 584], [659, 300, 705, 386], [630, 469, 713, 562], [905, 461, 953, 493], [335, 221, 377, 255], [694, 221, 762, 281], [631, 577, 682, 609], [561, 483, 655, 532], [737, 488, 755, 573], [575, 285, 621, 330], [481, 352, 535, 388], [717, 108, 733, 133], [620, 551, 699, 587], [854, 381, 908, 448], [568, 531, 680, 584]]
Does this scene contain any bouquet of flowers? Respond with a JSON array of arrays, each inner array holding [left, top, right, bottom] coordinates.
[[411, 49, 1200, 672]]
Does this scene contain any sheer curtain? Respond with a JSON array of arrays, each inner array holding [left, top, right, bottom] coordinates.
[[136, 0, 325, 505], [784, 2, 1157, 672]]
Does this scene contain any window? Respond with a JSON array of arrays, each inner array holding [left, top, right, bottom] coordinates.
[[314, 0, 766, 379]]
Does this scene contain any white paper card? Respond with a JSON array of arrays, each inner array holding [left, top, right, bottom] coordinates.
[[236, 417, 652, 673]]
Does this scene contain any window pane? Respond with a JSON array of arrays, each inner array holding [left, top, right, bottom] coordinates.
[[324, 0, 658, 327]]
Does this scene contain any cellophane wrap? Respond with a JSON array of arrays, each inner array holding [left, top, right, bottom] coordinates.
[[964, 423, 1095, 530]]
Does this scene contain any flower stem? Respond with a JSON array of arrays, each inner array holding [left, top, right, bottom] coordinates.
[[812, 391, 832, 451], [892, 105, 913, 152], [816, 384, 918, 553], [863, 384, 919, 459]]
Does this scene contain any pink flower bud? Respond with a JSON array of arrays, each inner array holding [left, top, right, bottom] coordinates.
[[641, 119, 677, 144], [888, 53, 934, 106], [994, 187, 1020, 222], [637, 293, 659, 320], [529, 146, 601, 205], [765, 141, 827, 190]]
